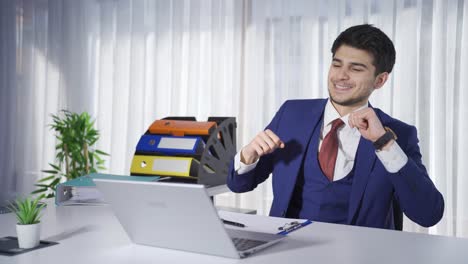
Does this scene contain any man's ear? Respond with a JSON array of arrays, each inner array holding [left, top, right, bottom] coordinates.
[[374, 72, 389, 89]]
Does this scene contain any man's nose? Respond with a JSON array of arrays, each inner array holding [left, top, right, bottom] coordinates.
[[337, 68, 350, 80]]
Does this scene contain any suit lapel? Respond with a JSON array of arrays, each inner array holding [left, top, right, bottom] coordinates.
[[285, 100, 327, 189]]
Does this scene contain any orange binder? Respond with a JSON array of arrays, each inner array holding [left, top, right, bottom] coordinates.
[[148, 120, 217, 136]]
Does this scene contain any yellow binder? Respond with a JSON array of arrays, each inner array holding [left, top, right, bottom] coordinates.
[[130, 155, 199, 178]]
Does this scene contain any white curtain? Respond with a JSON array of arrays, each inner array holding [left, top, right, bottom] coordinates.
[[0, 0, 18, 204], [1, 0, 467, 237]]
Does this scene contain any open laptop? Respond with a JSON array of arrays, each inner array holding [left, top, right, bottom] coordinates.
[[94, 179, 285, 258]]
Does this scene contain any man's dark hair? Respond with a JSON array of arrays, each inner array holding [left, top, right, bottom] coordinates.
[[331, 24, 396, 75]]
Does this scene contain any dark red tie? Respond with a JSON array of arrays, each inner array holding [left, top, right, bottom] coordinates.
[[319, 118, 344, 181]]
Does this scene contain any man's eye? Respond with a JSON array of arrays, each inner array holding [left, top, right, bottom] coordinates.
[[352, 68, 364, 72], [332, 64, 341, 67]]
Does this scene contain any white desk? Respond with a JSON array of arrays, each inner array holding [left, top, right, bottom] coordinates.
[[1, 203, 467, 264]]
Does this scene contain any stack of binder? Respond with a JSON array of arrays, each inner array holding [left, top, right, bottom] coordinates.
[[130, 117, 237, 187]]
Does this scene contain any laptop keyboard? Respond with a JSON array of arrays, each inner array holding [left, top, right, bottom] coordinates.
[[231, 237, 268, 251]]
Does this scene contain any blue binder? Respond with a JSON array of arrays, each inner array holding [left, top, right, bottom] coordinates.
[[135, 135, 205, 156]]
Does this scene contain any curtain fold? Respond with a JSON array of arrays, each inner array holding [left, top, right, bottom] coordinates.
[[0, 0, 18, 202], [1, 0, 467, 237]]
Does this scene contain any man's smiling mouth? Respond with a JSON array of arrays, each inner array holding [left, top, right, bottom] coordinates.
[[334, 83, 353, 91]]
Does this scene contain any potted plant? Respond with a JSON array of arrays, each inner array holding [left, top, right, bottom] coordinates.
[[32, 110, 108, 198], [8, 195, 46, 249]]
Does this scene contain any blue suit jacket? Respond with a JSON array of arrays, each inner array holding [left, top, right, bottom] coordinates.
[[227, 99, 444, 229]]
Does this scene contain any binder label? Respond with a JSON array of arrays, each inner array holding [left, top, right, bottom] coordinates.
[[158, 137, 197, 150], [152, 157, 191, 175]]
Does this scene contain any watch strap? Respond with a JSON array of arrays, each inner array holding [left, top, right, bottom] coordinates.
[[373, 127, 397, 150]]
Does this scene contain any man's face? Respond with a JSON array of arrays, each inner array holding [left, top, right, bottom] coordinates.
[[328, 45, 386, 109]]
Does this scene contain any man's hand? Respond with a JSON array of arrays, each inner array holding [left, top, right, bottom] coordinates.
[[348, 107, 387, 142], [241, 129, 285, 165]]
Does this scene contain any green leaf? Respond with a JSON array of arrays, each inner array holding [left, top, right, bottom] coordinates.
[[95, 155, 103, 163], [95, 149, 109, 156], [36, 194, 46, 200], [49, 163, 61, 171], [37, 175, 56, 182], [31, 188, 48, 194], [49, 178, 61, 188], [34, 184, 50, 188], [41, 170, 58, 174]]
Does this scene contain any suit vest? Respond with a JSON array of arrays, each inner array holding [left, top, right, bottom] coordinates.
[[286, 118, 355, 223]]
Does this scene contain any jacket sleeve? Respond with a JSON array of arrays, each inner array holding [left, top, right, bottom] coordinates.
[[227, 101, 288, 193], [389, 126, 445, 227]]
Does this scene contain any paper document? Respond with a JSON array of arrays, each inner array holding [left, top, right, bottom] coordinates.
[[218, 211, 312, 235]]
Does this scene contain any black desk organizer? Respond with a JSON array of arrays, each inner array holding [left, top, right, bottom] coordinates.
[[131, 116, 236, 187]]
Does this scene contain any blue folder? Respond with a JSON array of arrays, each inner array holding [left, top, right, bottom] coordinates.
[[135, 135, 205, 156]]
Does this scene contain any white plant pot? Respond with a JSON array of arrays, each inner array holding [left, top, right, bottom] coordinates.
[[16, 223, 41, 249]]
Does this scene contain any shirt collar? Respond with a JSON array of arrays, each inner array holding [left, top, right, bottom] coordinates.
[[323, 99, 369, 129]]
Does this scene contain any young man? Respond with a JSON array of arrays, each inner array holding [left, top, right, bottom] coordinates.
[[227, 24, 444, 230]]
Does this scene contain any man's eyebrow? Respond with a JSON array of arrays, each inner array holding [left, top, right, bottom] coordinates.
[[332, 58, 369, 69], [350, 62, 368, 69]]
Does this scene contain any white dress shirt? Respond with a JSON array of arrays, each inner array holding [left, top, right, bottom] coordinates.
[[235, 100, 408, 180]]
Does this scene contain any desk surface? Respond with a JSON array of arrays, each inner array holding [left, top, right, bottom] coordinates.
[[1, 203, 467, 264]]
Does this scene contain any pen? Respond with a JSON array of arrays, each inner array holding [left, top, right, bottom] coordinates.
[[221, 218, 246, 228], [277, 220, 312, 235]]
